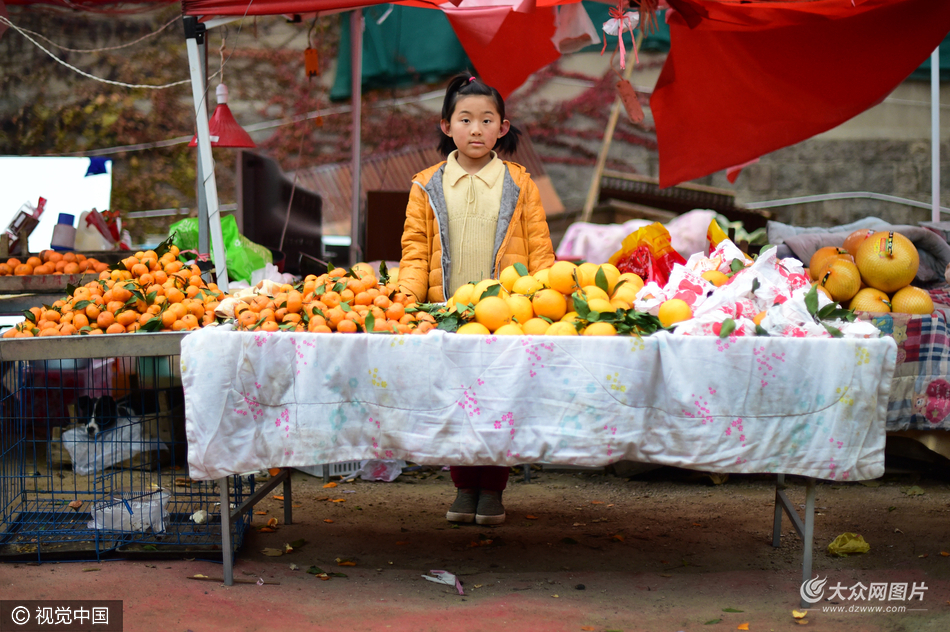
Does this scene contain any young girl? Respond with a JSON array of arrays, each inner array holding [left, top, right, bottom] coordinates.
[[399, 74, 556, 525]]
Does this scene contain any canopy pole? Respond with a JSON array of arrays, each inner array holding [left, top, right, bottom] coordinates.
[[196, 34, 210, 272], [581, 38, 640, 224], [349, 9, 364, 267], [184, 17, 229, 289], [932, 45, 941, 222]]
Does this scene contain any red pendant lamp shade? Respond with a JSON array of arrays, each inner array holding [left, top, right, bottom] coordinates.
[[189, 83, 256, 149]]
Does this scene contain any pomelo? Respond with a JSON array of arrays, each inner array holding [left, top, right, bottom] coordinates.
[[855, 231, 919, 293]]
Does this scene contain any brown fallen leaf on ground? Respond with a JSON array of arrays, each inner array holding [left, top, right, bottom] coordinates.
[[68, 500, 83, 511], [258, 527, 275, 533], [266, 517, 278, 528], [591, 501, 604, 505], [737, 624, 749, 631], [581, 627, 596, 631], [526, 515, 539, 520], [941, 551, 950, 557], [331, 499, 346, 503], [273, 495, 284, 501], [323, 482, 338, 488], [323, 519, 334, 523], [254, 510, 268, 515], [336, 558, 356, 566]]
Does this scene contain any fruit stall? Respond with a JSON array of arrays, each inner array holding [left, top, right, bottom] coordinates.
[[6, 219, 950, 608]]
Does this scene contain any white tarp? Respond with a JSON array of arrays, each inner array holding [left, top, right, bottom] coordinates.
[[181, 327, 897, 481]]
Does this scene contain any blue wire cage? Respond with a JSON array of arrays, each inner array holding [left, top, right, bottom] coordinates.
[[0, 333, 254, 562]]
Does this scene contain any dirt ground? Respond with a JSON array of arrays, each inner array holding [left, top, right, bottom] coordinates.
[[4, 462, 950, 632]]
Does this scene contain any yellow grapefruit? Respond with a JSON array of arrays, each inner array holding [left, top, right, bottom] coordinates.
[[843, 229, 876, 259], [522, 318, 551, 335], [533, 268, 550, 288], [855, 231, 919, 293], [547, 261, 580, 295], [582, 322, 617, 336], [473, 296, 512, 332], [547, 321, 579, 336], [506, 294, 534, 324], [890, 285, 933, 315], [849, 287, 891, 313], [494, 322, 525, 335], [809, 247, 852, 281], [457, 322, 490, 334], [702, 270, 729, 287], [532, 288, 568, 321], [658, 299, 692, 328], [511, 274, 544, 295], [472, 279, 509, 301], [451, 283, 476, 307], [581, 285, 610, 302], [499, 265, 522, 292], [817, 258, 861, 302]]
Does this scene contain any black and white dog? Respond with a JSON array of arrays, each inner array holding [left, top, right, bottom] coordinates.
[[76, 395, 137, 437]]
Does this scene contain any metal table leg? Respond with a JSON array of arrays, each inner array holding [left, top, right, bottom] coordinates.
[[283, 470, 293, 526], [219, 478, 233, 586], [801, 477, 816, 609]]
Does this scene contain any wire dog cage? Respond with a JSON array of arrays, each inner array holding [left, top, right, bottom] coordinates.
[[0, 333, 254, 562]]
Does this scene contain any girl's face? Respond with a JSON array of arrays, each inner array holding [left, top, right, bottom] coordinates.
[[440, 95, 510, 169]]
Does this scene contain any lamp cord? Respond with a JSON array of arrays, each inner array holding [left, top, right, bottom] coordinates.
[[279, 129, 308, 253]]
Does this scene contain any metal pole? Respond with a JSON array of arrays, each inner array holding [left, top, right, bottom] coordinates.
[[196, 37, 210, 270], [932, 45, 941, 223], [349, 10, 364, 267], [800, 477, 816, 610], [184, 17, 230, 289]]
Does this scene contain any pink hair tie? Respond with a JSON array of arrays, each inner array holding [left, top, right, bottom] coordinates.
[[468, 76, 476, 83]]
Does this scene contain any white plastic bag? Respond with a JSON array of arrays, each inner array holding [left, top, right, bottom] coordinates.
[[356, 459, 406, 482]]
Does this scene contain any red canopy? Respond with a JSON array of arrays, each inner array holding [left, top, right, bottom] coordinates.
[[654, 0, 950, 187]]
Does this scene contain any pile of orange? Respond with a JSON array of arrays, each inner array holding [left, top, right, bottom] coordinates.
[[230, 263, 435, 334], [0, 250, 111, 277], [3, 244, 226, 338]]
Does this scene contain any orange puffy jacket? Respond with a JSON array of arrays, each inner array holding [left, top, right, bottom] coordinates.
[[399, 160, 556, 304]]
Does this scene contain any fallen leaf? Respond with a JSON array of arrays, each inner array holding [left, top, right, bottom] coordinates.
[[395, 541, 409, 545], [193, 574, 209, 578], [573, 523, 586, 527], [552, 594, 559, 598], [919, 554, 928, 558], [261, 548, 283, 557], [591, 501, 604, 505], [611, 534, 625, 542], [273, 495, 284, 501], [68, 500, 83, 511], [792, 610, 807, 619], [254, 511, 268, 515], [606, 504, 614, 507], [795, 620, 809, 626], [284, 543, 294, 554], [474, 584, 484, 589], [258, 527, 275, 533], [317, 497, 330, 501], [705, 619, 722, 625], [323, 519, 334, 524], [336, 558, 356, 566], [292, 503, 303, 508], [901, 486, 925, 497], [316, 573, 330, 581], [894, 528, 903, 534], [329, 572, 348, 578], [737, 624, 749, 631], [323, 482, 338, 488], [266, 518, 278, 528], [526, 515, 539, 520], [722, 608, 744, 613], [82, 568, 100, 572], [693, 523, 703, 527], [331, 499, 346, 503], [306, 566, 324, 575], [941, 551, 950, 557]]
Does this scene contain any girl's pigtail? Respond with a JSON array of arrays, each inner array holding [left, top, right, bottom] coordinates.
[[494, 123, 521, 156]]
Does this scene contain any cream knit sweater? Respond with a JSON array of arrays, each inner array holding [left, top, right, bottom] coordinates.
[[442, 151, 505, 297]]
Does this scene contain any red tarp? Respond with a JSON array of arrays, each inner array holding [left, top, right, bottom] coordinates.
[[654, 0, 950, 187]]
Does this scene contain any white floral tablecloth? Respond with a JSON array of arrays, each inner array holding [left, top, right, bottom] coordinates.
[[181, 328, 897, 482]]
